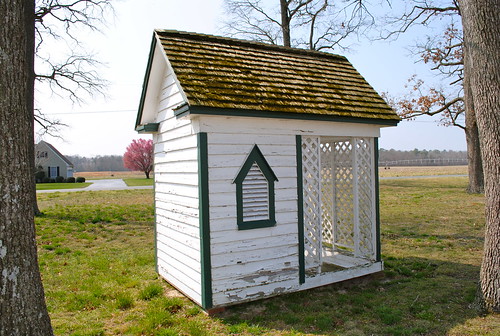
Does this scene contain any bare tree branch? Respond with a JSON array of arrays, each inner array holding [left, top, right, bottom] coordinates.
[[34, 0, 113, 137], [380, 1, 459, 40], [223, 0, 372, 51]]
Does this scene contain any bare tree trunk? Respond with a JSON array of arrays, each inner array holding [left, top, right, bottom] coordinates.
[[461, 0, 500, 313], [464, 75, 484, 194], [0, 1, 54, 334], [280, 0, 291, 47], [33, 178, 43, 216]]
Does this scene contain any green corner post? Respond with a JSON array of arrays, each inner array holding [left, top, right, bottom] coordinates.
[[296, 135, 305, 284], [198, 132, 213, 309]]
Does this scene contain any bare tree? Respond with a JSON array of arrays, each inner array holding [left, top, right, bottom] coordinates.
[[460, 0, 500, 312], [33, 0, 112, 136], [0, 1, 54, 334], [31, 0, 112, 215], [223, 0, 373, 51], [381, 0, 484, 193]]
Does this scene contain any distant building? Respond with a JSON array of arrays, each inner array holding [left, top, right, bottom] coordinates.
[[35, 141, 74, 178]]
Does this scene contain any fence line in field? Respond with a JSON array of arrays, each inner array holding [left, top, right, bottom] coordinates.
[[379, 158, 468, 167]]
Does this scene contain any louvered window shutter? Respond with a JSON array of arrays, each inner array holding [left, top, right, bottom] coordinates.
[[242, 163, 269, 221], [234, 144, 277, 230]]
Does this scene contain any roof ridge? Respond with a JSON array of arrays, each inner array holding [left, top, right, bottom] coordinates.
[[37, 140, 74, 166], [154, 29, 348, 62]]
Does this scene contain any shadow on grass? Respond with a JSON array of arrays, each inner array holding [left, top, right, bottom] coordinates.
[[217, 257, 480, 336]]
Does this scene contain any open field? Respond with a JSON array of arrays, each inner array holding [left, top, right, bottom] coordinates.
[[36, 176, 499, 335], [77, 167, 467, 180], [379, 165, 467, 178]]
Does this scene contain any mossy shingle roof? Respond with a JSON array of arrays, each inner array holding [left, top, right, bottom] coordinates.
[[155, 30, 400, 123]]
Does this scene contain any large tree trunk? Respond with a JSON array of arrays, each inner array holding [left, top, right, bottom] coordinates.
[[0, 1, 54, 334], [463, 76, 484, 194], [461, 0, 500, 313], [280, 0, 291, 47]]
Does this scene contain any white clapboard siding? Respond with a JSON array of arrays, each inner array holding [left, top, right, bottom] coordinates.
[[155, 182, 198, 199], [212, 267, 298, 293], [156, 123, 195, 144], [156, 205, 199, 234], [211, 255, 299, 282], [198, 115, 381, 137], [210, 224, 297, 245], [157, 264, 201, 302], [206, 131, 300, 306], [211, 242, 298, 268], [208, 144, 297, 156], [157, 238, 200, 272], [155, 192, 198, 209], [212, 278, 299, 307], [209, 166, 296, 181], [152, 63, 202, 304], [156, 223, 199, 252], [210, 234, 294, 254]]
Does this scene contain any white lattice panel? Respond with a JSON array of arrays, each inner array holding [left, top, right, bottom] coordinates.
[[301, 137, 321, 270], [355, 138, 375, 259], [302, 136, 376, 275], [320, 141, 334, 251], [332, 139, 355, 252]]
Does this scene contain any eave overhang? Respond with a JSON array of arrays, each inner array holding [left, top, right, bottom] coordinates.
[[135, 33, 157, 131], [174, 104, 400, 127], [135, 122, 160, 134]]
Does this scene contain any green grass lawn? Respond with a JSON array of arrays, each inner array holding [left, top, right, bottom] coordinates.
[[123, 178, 154, 187], [36, 178, 499, 336], [36, 182, 91, 190]]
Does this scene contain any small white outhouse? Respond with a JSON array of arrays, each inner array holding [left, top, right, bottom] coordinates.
[[135, 30, 400, 312]]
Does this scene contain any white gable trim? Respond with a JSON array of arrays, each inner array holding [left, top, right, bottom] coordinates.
[[138, 35, 188, 126]]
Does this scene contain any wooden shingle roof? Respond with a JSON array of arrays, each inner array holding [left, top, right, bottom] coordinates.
[[147, 30, 399, 125]]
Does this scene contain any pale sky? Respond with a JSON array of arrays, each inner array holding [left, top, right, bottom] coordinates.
[[35, 0, 466, 157]]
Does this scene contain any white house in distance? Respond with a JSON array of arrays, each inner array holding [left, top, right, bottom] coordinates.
[[35, 140, 74, 179], [135, 30, 400, 312]]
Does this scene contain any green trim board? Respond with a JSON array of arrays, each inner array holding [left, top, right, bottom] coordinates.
[[153, 154, 158, 273], [136, 34, 157, 129], [135, 123, 159, 133], [233, 145, 278, 230], [174, 105, 400, 127], [197, 132, 213, 309], [374, 137, 382, 262], [296, 135, 306, 284]]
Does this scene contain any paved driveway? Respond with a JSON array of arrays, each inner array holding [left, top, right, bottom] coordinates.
[[36, 179, 153, 193]]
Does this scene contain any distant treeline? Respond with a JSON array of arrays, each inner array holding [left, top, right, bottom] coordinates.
[[67, 155, 125, 172], [67, 149, 467, 171], [379, 149, 467, 166]]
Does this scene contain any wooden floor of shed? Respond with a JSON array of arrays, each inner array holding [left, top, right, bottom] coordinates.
[[305, 252, 373, 276]]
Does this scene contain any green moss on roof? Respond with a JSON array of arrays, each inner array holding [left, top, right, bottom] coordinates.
[[155, 30, 400, 122]]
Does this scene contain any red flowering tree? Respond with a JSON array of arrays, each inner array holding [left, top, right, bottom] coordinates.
[[123, 139, 154, 179]]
